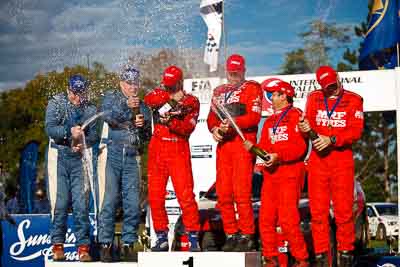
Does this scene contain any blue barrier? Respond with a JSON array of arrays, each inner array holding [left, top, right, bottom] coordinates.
[[1, 214, 96, 267], [356, 255, 400, 267]]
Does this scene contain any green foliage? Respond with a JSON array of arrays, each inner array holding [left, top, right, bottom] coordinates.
[[281, 19, 352, 74], [337, 0, 373, 71], [280, 1, 397, 202], [280, 49, 312, 74], [0, 63, 118, 184], [0, 49, 204, 187], [354, 111, 397, 202]]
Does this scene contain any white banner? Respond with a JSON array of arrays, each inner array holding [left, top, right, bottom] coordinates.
[[183, 68, 399, 198], [250, 69, 397, 113], [200, 0, 223, 72], [148, 69, 399, 247]]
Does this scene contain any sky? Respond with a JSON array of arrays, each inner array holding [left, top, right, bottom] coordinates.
[[0, 0, 369, 92]]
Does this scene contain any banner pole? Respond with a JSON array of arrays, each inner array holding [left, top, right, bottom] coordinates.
[[397, 43, 399, 68], [222, 0, 227, 65], [395, 66, 400, 254]]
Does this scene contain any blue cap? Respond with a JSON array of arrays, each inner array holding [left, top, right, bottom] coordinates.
[[68, 75, 87, 94], [120, 66, 140, 84]]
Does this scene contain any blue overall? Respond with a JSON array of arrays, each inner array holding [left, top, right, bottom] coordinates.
[[45, 93, 98, 246], [97, 89, 151, 244]]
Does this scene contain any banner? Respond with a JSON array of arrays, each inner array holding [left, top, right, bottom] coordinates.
[[359, 0, 400, 69], [2, 214, 96, 267], [251, 69, 397, 113], [185, 69, 397, 114], [181, 68, 398, 206], [148, 69, 399, 248], [19, 141, 40, 214], [200, 0, 223, 72]]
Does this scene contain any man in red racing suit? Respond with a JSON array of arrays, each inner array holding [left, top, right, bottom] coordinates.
[[298, 66, 364, 267], [246, 79, 309, 267], [207, 54, 262, 252], [144, 65, 201, 252]]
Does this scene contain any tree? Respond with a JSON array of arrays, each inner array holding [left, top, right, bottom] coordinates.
[[354, 112, 397, 202], [129, 48, 223, 95], [340, 1, 397, 201], [280, 2, 398, 202], [336, 12, 371, 71], [280, 19, 352, 74], [280, 49, 312, 74], [0, 63, 118, 186], [0, 49, 210, 194]]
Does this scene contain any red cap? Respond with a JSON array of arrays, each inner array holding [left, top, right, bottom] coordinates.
[[263, 79, 295, 97], [316, 66, 338, 90], [226, 54, 245, 72], [261, 78, 282, 92], [162, 65, 183, 87]]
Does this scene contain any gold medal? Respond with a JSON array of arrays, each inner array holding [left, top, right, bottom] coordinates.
[[271, 135, 275, 144]]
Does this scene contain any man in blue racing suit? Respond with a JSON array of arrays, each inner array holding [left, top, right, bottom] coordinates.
[[97, 66, 151, 262], [46, 74, 98, 262]]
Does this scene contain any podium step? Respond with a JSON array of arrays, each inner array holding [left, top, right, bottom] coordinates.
[[45, 252, 262, 267], [139, 252, 262, 267], [45, 259, 138, 267]]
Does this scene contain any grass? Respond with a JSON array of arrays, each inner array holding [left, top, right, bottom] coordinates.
[[368, 239, 398, 254]]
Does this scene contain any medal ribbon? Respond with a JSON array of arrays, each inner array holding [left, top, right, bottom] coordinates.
[[324, 93, 343, 120], [272, 105, 292, 135]]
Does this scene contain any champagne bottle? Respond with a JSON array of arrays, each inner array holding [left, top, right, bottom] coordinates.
[[308, 129, 319, 141], [132, 106, 141, 118], [71, 126, 83, 152], [128, 95, 142, 121], [131, 100, 144, 150], [158, 99, 179, 116], [250, 145, 271, 161], [300, 119, 319, 140], [217, 128, 225, 136]]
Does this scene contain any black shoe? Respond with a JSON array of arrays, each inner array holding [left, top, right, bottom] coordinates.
[[314, 253, 329, 267], [120, 242, 140, 262], [100, 243, 112, 262], [339, 251, 353, 267], [233, 234, 254, 252], [222, 233, 239, 252]]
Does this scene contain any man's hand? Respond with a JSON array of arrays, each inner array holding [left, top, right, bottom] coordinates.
[[160, 113, 171, 124], [243, 140, 254, 151], [71, 126, 83, 140], [298, 113, 311, 133], [135, 114, 144, 128], [171, 90, 185, 102], [265, 153, 279, 167], [212, 127, 224, 142], [312, 135, 332, 151], [219, 119, 230, 133], [127, 96, 140, 109], [72, 143, 83, 153]]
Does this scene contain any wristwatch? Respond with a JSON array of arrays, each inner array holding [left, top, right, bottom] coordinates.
[[330, 135, 337, 145]]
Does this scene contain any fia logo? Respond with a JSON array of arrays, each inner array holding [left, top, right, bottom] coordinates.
[[191, 80, 212, 92]]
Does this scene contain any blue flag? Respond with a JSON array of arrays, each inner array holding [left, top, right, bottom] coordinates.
[[359, 0, 400, 69], [19, 141, 39, 213]]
